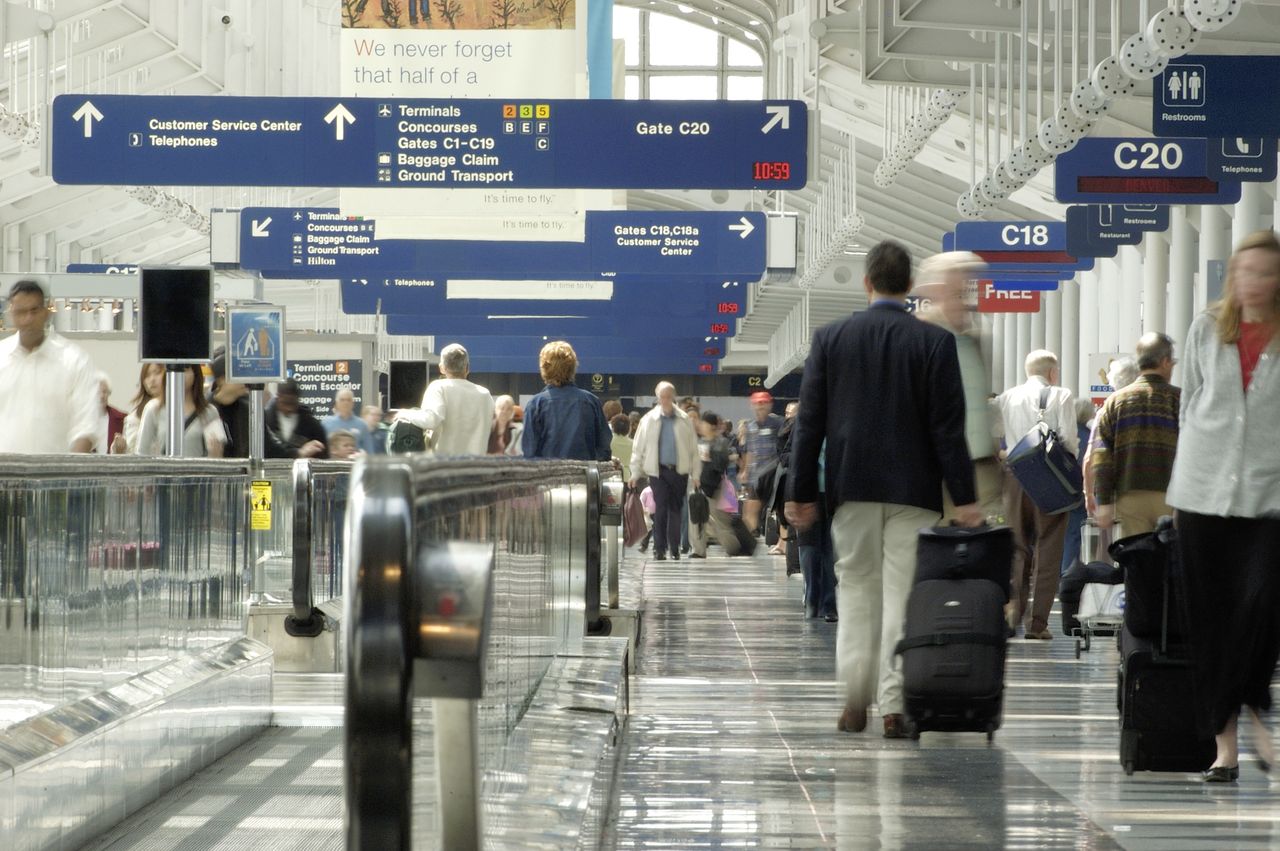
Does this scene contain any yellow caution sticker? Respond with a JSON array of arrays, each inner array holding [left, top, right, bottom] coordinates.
[[250, 480, 272, 531]]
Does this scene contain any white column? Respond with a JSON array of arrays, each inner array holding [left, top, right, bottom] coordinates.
[[1061, 277, 1081, 398], [1168, 205, 1196, 383], [1044, 286, 1062, 359], [1118, 244, 1144, 352], [1233, 180, 1266, 247], [985, 314, 1003, 391], [1016, 312, 1032, 367], [1142, 230, 1168, 335], [1078, 268, 1100, 396], [1004, 311, 1019, 393], [1097, 257, 1120, 353], [1030, 299, 1047, 352], [1199, 204, 1230, 312]]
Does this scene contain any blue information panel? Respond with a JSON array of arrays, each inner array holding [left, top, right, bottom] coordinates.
[[52, 95, 807, 190], [241, 208, 766, 280], [1153, 56, 1280, 138], [463, 355, 721, 376], [226, 306, 285, 383], [954, 221, 1067, 252], [346, 279, 749, 318], [443, 335, 728, 361], [1054, 137, 1241, 205], [990, 279, 1060, 292], [385, 312, 734, 338], [941, 231, 1079, 279], [66, 263, 139, 274], [1206, 137, 1279, 183]]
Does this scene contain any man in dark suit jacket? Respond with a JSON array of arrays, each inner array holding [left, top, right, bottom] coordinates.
[[786, 240, 981, 740]]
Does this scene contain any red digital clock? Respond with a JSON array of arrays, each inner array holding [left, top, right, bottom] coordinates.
[[709, 323, 730, 334], [716, 303, 740, 314], [753, 161, 791, 181]]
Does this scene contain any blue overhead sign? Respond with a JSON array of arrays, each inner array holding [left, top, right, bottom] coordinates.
[[66, 263, 139, 274], [990, 280, 1060, 292], [343, 279, 749, 317], [1206, 137, 1279, 183], [225, 306, 286, 383], [241, 208, 766, 280], [441, 335, 728, 361], [1153, 55, 1280, 138], [1054, 137, 1241, 205], [1065, 204, 1167, 259], [458, 356, 720, 376], [385, 313, 735, 339], [52, 94, 807, 190], [954, 221, 1066, 252]]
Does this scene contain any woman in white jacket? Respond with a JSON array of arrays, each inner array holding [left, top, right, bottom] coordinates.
[[630, 381, 701, 561]]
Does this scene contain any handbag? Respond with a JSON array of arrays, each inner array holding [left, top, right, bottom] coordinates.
[[688, 491, 710, 525], [1005, 387, 1083, 515], [623, 489, 647, 547], [718, 479, 739, 514]]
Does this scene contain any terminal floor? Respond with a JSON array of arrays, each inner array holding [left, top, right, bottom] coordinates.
[[601, 548, 1280, 850]]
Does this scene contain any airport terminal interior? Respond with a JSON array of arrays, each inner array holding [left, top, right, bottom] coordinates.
[[3, 0, 1280, 848]]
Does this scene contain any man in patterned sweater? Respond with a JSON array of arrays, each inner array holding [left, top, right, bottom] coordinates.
[[1091, 332, 1181, 536]]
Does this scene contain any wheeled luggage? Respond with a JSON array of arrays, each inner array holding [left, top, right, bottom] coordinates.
[[1119, 624, 1215, 775], [1113, 516, 1213, 774], [1111, 520, 1187, 643], [914, 525, 1014, 601], [897, 578, 1007, 740], [1074, 581, 1125, 658]]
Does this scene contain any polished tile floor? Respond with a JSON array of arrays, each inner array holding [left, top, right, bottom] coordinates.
[[602, 546, 1280, 850]]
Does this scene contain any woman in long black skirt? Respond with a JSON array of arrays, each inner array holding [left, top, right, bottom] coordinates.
[[1167, 229, 1280, 782]]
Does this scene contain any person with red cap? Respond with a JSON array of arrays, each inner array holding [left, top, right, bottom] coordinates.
[[739, 389, 784, 536]]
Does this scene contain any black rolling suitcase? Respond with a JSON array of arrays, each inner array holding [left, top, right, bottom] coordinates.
[[1112, 517, 1214, 775], [915, 525, 1014, 601], [897, 578, 1007, 740]]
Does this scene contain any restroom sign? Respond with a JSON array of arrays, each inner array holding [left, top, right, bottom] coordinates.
[[226, 305, 286, 383]]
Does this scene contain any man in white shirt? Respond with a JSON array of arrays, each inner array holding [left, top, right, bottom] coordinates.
[[995, 349, 1080, 640], [0, 280, 100, 453], [396, 344, 493, 456]]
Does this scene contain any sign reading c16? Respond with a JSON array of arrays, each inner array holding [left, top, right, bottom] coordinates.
[[1054, 137, 1242, 205], [51, 94, 807, 190]]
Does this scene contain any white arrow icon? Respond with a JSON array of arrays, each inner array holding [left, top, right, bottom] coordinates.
[[324, 103, 356, 141], [72, 100, 103, 138], [250, 217, 272, 238], [762, 105, 790, 134], [729, 217, 755, 239]]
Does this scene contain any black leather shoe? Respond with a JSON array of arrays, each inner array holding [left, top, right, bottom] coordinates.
[[689, 553, 706, 559], [824, 613, 839, 623], [654, 553, 667, 561], [1259, 757, 1271, 775], [1202, 765, 1240, 783], [671, 552, 680, 561]]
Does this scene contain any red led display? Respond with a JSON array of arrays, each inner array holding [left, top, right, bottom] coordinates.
[[1076, 176, 1219, 195], [753, 162, 792, 181]]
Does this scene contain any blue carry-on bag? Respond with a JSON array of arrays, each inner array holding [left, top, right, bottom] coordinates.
[[1004, 387, 1083, 515]]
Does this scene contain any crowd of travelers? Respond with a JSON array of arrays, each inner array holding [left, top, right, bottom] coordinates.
[[3, 226, 1278, 783]]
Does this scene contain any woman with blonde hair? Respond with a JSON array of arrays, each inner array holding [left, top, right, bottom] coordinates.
[[521, 341, 612, 461], [1167, 229, 1280, 782]]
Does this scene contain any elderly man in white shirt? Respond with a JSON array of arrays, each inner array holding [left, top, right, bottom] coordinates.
[[0, 280, 100, 453], [995, 349, 1080, 640], [396, 343, 494, 456]]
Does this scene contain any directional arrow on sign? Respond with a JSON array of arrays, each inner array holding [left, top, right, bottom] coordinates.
[[324, 103, 356, 141], [72, 100, 103, 138], [729, 217, 755, 239], [250, 217, 272, 237], [762, 105, 790, 134]]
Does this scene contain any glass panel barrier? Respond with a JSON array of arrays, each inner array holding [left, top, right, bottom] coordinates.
[[0, 456, 253, 730], [345, 456, 614, 849]]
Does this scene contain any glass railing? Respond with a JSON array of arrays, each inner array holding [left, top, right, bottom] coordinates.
[[0, 456, 253, 730], [343, 456, 614, 849]]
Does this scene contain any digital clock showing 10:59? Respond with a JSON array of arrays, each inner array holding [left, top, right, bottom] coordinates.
[[753, 161, 792, 181]]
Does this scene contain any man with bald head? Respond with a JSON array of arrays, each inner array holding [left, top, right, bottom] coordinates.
[[322, 386, 375, 454], [631, 381, 701, 561]]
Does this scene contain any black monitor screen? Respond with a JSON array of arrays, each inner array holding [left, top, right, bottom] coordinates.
[[139, 267, 213, 363], [388, 360, 428, 409]]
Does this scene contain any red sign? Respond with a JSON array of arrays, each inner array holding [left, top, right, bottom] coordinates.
[[977, 281, 1040, 313]]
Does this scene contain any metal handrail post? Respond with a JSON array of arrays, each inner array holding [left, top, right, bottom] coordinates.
[[285, 458, 324, 636]]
